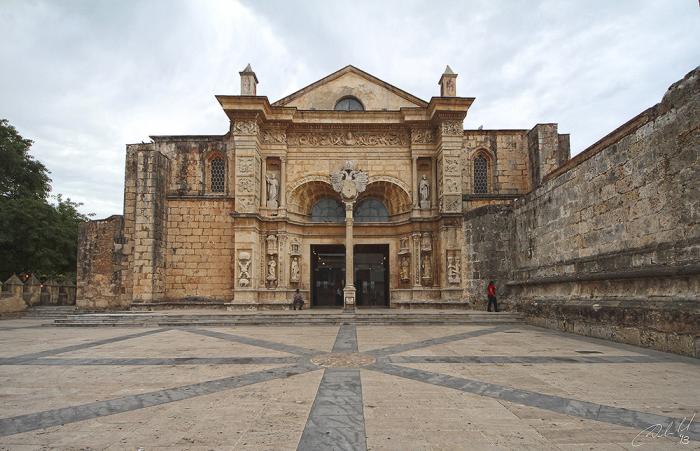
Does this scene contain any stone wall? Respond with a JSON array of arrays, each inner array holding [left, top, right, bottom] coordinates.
[[164, 198, 235, 301], [77, 215, 127, 309], [462, 205, 514, 309], [507, 67, 700, 357]]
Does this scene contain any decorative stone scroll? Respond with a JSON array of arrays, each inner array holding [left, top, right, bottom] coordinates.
[[288, 130, 408, 147], [237, 251, 252, 287], [440, 120, 463, 136], [232, 120, 259, 135], [260, 129, 286, 144], [411, 128, 435, 144]]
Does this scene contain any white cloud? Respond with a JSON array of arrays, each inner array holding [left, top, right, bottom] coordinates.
[[1, 0, 698, 218]]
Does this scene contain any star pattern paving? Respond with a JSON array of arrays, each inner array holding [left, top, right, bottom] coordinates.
[[0, 324, 698, 449]]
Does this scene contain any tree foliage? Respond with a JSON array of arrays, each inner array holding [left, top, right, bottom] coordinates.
[[0, 119, 90, 281]]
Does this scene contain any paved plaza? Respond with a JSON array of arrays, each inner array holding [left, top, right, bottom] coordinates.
[[0, 319, 698, 450]]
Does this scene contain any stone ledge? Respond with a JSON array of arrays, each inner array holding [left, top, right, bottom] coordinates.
[[508, 263, 700, 286]]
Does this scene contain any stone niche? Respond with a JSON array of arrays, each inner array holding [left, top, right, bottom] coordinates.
[[263, 157, 281, 210], [417, 158, 433, 209]]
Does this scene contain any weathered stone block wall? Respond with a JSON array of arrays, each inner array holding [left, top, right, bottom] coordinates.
[[462, 205, 513, 308], [164, 199, 235, 301], [129, 148, 170, 303], [77, 215, 127, 309], [509, 67, 700, 357], [527, 124, 570, 188], [462, 131, 530, 195]]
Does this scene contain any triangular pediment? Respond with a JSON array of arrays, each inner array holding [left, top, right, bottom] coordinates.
[[272, 65, 427, 111]]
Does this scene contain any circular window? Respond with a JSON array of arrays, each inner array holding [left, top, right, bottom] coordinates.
[[334, 96, 364, 111]]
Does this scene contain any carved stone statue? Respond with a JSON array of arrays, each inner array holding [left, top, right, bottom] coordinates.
[[267, 258, 277, 282], [400, 256, 410, 281], [290, 257, 300, 282], [238, 252, 251, 287], [447, 256, 461, 284], [266, 174, 279, 208], [421, 254, 432, 280], [419, 175, 430, 209], [331, 161, 369, 202]]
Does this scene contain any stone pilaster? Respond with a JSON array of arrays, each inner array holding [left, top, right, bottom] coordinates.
[[437, 119, 464, 214], [232, 118, 261, 214], [131, 149, 169, 303]]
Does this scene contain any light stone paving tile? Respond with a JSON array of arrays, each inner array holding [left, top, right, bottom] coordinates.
[[205, 325, 340, 353], [371, 363, 700, 442], [58, 328, 295, 359], [395, 326, 650, 358], [401, 362, 700, 419], [185, 328, 324, 356], [0, 364, 273, 419], [356, 325, 490, 353], [1, 369, 323, 450], [0, 327, 168, 359]]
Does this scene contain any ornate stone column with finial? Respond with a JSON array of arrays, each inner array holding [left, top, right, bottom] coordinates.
[[331, 161, 368, 312]]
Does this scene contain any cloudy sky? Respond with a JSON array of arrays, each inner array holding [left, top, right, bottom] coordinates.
[[1, 0, 698, 218]]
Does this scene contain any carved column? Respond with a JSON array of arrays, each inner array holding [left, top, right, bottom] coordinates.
[[260, 157, 267, 208], [412, 156, 418, 208], [343, 201, 356, 312], [280, 157, 287, 211], [431, 156, 438, 209], [412, 232, 422, 288]]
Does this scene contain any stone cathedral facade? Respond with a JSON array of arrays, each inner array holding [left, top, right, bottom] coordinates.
[[77, 64, 570, 310]]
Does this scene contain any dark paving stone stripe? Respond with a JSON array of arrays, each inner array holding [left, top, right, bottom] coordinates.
[[369, 362, 700, 442], [184, 328, 322, 356], [0, 356, 301, 366], [388, 355, 666, 364], [4, 328, 170, 364], [367, 326, 509, 357], [297, 369, 367, 451], [333, 324, 358, 353], [0, 363, 318, 437]]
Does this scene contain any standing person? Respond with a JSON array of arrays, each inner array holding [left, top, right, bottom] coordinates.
[[292, 288, 304, 310], [487, 280, 498, 312]]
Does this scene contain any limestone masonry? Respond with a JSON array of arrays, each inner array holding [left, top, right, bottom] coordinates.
[[77, 65, 700, 356]]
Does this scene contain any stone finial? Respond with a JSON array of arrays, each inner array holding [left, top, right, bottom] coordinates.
[[239, 63, 258, 96], [439, 65, 457, 97]]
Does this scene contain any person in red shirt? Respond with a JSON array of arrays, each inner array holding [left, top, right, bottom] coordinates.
[[487, 280, 498, 312]]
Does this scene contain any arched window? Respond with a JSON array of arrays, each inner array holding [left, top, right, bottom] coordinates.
[[334, 96, 364, 111], [210, 157, 225, 192], [473, 155, 488, 194], [311, 198, 344, 222], [354, 198, 389, 222]]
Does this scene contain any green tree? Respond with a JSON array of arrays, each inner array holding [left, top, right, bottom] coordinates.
[[0, 119, 90, 281]]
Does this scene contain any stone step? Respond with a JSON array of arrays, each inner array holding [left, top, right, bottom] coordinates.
[[50, 312, 523, 327]]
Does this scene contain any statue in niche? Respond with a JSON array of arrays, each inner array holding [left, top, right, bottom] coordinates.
[[238, 252, 251, 287], [266, 234, 278, 255], [400, 256, 410, 281], [421, 233, 432, 252], [421, 254, 432, 280], [290, 257, 300, 282], [447, 256, 461, 284], [419, 175, 430, 209], [267, 258, 277, 282], [266, 173, 279, 208]]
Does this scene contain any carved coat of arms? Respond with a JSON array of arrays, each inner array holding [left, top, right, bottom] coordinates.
[[330, 161, 369, 202]]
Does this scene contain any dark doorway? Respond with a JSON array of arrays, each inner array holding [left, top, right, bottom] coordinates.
[[354, 244, 389, 308], [311, 245, 345, 308]]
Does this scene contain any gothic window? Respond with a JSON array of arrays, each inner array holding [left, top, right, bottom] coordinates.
[[311, 198, 344, 222], [334, 96, 364, 111], [473, 155, 489, 194], [210, 157, 225, 193], [354, 198, 389, 222]]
